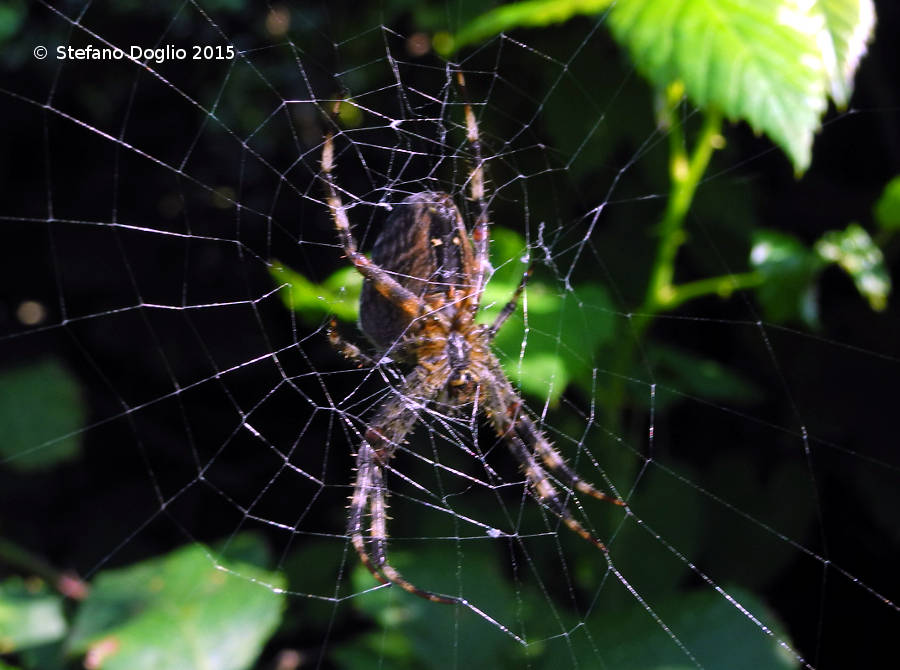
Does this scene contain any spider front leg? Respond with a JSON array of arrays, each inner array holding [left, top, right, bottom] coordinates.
[[327, 319, 377, 368], [455, 71, 491, 298], [346, 371, 458, 604], [320, 128, 424, 321]]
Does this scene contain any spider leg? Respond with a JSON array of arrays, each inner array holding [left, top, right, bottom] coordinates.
[[488, 266, 532, 338], [481, 366, 621, 550], [484, 357, 622, 506], [505, 433, 609, 552], [509, 399, 624, 507], [455, 72, 491, 299], [327, 319, 377, 368], [321, 126, 424, 321], [347, 370, 459, 604]]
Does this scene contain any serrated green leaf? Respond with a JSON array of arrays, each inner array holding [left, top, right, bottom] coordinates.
[[0, 358, 85, 471], [450, 0, 613, 54], [0, 578, 67, 653], [815, 223, 891, 311], [749, 229, 824, 326], [453, 1, 874, 172], [819, 0, 876, 106], [873, 175, 900, 231], [608, 0, 832, 172], [67, 538, 285, 670]]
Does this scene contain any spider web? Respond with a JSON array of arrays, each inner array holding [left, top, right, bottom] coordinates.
[[1, 2, 898, 669]]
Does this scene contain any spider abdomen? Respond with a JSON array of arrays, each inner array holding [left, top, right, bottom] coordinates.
[[360, 192, 475, 350]]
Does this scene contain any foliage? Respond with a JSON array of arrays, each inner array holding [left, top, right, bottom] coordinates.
[[450, 0, 876, 172], [0, 536, 284, 670], [0, 359, 85, 471]]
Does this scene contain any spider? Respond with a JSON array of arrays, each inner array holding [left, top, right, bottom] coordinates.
[[321, 74, 623, 604]]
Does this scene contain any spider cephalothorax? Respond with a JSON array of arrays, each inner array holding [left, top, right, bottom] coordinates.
[[322, 74, 622, 604]]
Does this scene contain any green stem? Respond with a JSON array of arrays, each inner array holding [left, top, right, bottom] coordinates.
[[605, 94, 724, 437], [664, 270, 764, 310], [0, 537, 89, 599], [644, 103, 724, 314]]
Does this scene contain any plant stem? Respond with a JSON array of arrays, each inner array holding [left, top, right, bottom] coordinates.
[[644, 102, 724, 314], [0, 537, 89, 599], [604, 95, 724, 440]]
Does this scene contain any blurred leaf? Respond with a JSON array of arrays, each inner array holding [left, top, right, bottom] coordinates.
[[484, 248, 615, 404], [815, 223, 891, 311], [703, 455, 815, 590], [334, 99, 365, 128], [749, 230, 824, 326], [598, 463, 704, 610], [0, 0, 24, 46], [0, 358, 85, 471], [339, 545, 522, 670], [643, 344, 763, 411], [0, 577, 67, 653], [873, 175, 900, 231], [819, 0, 876, 107], [450, 0, 612, 54], [67, 537, 285, 670], [281, 539, 353, 629], [269, 262, 361, 323], [567, 587, 798, 670]]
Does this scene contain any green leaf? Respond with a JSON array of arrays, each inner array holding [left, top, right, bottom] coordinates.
[[339, 545, 525, 670], [482, 230, 615, 404], [819, 0, 876, 106], [814, 223, 891, 311], [0, 358, 86, 471], [749, 230, 824, 326], [873, 175, 900, 231], [453, 1, 874, 172], [0, 0, 25, 46], [0, 577, 67, 653], [269, 261, 361, 323], [573, 587, 798, 669], [67, 538, 285, 670], [643, 344, 762, 410], [450, 0, 613, 54], [608, 0, 837, 172]]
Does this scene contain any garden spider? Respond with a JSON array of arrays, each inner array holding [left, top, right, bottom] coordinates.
[[322, 74, 623, 604]]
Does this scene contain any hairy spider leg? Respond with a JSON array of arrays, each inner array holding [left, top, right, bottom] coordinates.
[[482, 366, 621, 550], [321, 126, 424, 323], [488, 266, 533, 337], [327, 319, 377, 368], [505, 393, 624, 507], [346, 370, 460, 604], [455, 71, 491, 305]]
